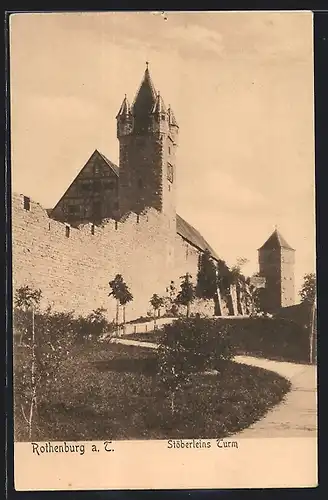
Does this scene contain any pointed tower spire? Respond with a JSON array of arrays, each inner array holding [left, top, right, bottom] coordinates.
[[168, 105, 179, 128], [116, 94, 131, 118], [152, 91, 167, 115], [132, 63, 157, 115]]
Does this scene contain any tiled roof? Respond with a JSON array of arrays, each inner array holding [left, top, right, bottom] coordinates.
[[258, 229, 295, 251], [176, 214, 220, 261], [96, 150, 119, 176]]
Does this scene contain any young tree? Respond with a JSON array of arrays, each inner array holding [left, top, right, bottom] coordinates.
[[176, 273, 195, 318], [14, 286, 42, 439], [157, 317, 234, 416], [150, 294, 164, 330], [109, 274, 124, 333], [14, 286, 42, 345], [109, 274, 133, 334], [299, 273, 316, 304], [119, 285, 133, 329], [163, 281, 178, 316]]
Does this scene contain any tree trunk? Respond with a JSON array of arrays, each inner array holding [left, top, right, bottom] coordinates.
[[186, 302, 190, 318], [29, 306, 36, 440], [215, 285, 223, 316], [116, 300, 119, 336], [153, 308, 157, 331]]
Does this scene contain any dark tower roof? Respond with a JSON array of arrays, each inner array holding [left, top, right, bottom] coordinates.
[[258, 229, 295, 251], [131, 63, 157, 118]]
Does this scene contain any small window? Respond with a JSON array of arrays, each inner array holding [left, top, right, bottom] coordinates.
[[115, 221, 118, 230], [91, 224, 95, 235], [93, 165, 100, 175], [65, 226, 70, 238], [168, 146, 171, 155], [137, 214, 140, 224], [23, 196, 30, 211]]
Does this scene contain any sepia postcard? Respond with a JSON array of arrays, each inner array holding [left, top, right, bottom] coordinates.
[[9, 10, 317, 491]]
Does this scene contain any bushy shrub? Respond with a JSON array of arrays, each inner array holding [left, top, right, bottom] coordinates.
[[76, 308, 115, 340], [159, 317, 234, 372], [212, 316, 311, 363], [157, 317, 234, 414], [14, 304, 116, 439]]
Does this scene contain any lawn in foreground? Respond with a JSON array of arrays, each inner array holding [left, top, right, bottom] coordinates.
[[14, 342, 291, 441]]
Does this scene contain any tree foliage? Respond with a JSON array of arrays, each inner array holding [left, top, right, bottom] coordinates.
[[109, 274, 133, 332], [175, 273, 195, 317], [196, 249, 217, 300], [14, 285, 42, 311], [157, 317, 234, 414], [149, 294, 164, 330], [150, 293, 164, 311], [299, 273, 316, 304], [163, 281, 178, 316]]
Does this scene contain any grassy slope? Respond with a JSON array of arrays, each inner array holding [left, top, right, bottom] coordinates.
[[14, 342, 291, 442]]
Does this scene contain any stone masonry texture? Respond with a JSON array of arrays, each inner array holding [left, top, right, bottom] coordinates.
[[12, 193, 219, 322]]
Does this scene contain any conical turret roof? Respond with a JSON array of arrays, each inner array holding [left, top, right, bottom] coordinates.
[[168, 106, 179, 128], [151, 92, 167, 115], [116, 95, 131, 118], [258, 229, 295, 251]]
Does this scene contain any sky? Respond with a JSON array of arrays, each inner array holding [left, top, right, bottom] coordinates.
[[9, 11, 315, 297]]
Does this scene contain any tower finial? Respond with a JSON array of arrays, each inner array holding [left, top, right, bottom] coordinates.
[[146, 61, 149, 70]]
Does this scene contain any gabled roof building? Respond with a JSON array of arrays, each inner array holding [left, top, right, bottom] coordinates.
[[50, 64, 220, 263]]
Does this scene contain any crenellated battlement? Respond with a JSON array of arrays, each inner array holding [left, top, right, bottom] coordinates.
[[11, 191, 183, 321], [12, 192, 169, 241]]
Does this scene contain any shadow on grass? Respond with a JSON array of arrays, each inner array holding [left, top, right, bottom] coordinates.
[[92, 356, 158, 375]]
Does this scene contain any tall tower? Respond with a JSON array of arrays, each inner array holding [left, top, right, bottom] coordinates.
[[116, 63, 179, 228], [258, 228, 295, 312]]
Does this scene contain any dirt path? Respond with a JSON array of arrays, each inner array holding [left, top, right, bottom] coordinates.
[[231, 355, 317, 438]]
